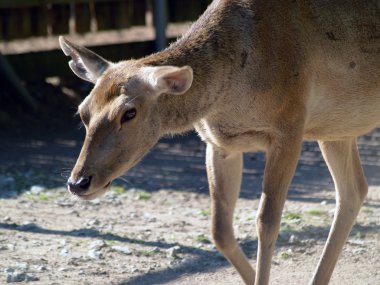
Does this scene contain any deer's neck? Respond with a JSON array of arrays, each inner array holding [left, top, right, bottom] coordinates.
[[140, 1, 253, 134]]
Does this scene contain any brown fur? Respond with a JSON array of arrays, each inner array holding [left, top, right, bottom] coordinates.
[[60, 0, 379, 284]]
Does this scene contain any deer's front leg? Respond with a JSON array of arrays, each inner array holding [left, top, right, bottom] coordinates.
[[255, 137, 302, 285], [206, 144, 256, 285]]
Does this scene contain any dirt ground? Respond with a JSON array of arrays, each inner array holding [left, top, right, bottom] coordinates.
[[0, 125, 379, 285]]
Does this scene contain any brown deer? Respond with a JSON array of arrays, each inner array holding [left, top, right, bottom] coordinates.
[[59, 0, 379, 284]]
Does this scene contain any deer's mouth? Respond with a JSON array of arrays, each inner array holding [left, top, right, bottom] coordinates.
[[76, 181, 112, 200]]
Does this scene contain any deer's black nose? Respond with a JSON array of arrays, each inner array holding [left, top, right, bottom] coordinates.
[[67, 176, 92, 194]]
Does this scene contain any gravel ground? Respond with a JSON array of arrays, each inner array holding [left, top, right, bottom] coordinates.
[[0, 128, 379, 284]]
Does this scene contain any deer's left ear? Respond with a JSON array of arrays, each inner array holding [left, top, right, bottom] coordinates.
[[144, 65, 193, 95], [59, 36, 110, 83]]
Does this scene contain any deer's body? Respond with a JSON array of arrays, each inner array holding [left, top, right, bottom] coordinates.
[[60, 0, 379, 284]]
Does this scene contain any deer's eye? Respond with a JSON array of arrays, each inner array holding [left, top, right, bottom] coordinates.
[[121, 108, 137, 124]]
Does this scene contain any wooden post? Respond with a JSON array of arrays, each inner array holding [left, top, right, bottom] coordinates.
[[153, 0, 167, 51]]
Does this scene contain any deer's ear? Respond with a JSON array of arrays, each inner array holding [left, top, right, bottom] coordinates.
[[145, 66, 193, 95], [59, 36, 110, 83]]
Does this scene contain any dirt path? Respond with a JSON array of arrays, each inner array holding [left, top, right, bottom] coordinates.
[[0, 128, 379, 284]]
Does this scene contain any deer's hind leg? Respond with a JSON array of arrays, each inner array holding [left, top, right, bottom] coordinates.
[[311, 139, 368, 285], [206, 144, 256, 285]]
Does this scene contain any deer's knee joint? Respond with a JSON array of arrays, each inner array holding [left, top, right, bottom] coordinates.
[[255, 213, 281, 245], [211, 224, 236, 253]]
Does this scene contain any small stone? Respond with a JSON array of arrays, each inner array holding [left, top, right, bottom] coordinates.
[[87, 249, 103, 259], [149, 247, 160, 253], [15, 262, 28, 271], [58, 239, 67, 248], [86, 218, 100, 227], [79, 270, 85, 275], [111, 246, 132, 255], [58, 267, 68, 272], [4, 268, 15, 273], [90, 198, 101, 205], [143, 213, 157, 223], [25, 273, 39, 281], [166, 246, 181, 258], [3, 216, 11, 222], [89, 240, 106, 251], [6, 271, 26, 283], [30, 185, 46, 195], [289, 234, 300, 244], [60, 248, 69, 257], [35, 265, 48, 272], [320, 200, 328, 205]]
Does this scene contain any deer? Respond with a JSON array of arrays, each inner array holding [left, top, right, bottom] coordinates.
[[59, 0, 379, 284]]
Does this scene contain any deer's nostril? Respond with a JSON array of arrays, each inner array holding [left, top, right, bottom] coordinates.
[[67, 176, 92, 194], [77, 176, 92, 189]]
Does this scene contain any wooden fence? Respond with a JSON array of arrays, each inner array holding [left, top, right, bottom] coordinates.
[[0, 0, 211, 41], [0, 0, 212, 109]]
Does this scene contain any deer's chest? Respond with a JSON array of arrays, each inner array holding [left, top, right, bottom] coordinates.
[[194, 118, 270, 152]]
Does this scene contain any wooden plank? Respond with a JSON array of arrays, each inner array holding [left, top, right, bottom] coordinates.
[[50, 4, 70, 35], [4, 8, 32, 40], [131, 0, 147, 26], [31, 6, 48, 37], [5, 40, 157, 81], [74, 3, 91, 34], [115, 0, 132, 29], [0, 0, 118, 9], [95, 1, 114, 31]]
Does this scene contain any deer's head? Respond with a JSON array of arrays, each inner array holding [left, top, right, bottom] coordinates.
[[59, 37, 193, 200]]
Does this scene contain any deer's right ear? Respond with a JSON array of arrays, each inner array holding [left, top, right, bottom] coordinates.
[[59, 36, 110, 83]]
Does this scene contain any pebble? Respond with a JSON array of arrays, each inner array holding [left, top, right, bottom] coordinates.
[[111, 245, 132, 255], [289, 234, 300, 244], [4, 268, 15, 273], [25, 273, 39, 281], [143, 213, 157, 223], [3, 216, 11, 222], [60, 248, 69, 257], [35, 265, 48, 272], [90, 198, 101, 205], [30, 185, 46, 195], [89, 240, 106, 251], [87, 249, 103, 259], [86, 218, 101, 227], [166, 246, 181, 258], [7, 271, 25, 283], [320, 200, 328, 205]]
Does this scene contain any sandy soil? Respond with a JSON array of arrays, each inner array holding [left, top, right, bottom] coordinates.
[[0, 128, 379, 285]]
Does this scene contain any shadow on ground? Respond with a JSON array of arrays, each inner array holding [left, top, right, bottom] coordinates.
[[0, 217, 378, 285], [2, 126, 380, 202]]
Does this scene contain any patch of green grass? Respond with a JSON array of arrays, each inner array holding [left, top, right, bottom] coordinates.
[[281, 224, 294, 233], [195, 234, 211, 244], [137, 191, 151, 201], [38, 194, 49, 201], [105, 240, 117, 246], [361, 207, 373, 214], [354, 231, 366, 239], [0, 231, 4, 235], [283, 212, 302, 221], [306, 209, 326, 216], [280, 251, 292, 260], [200, 209, 210, 217], [111, 186, 125, 194]]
